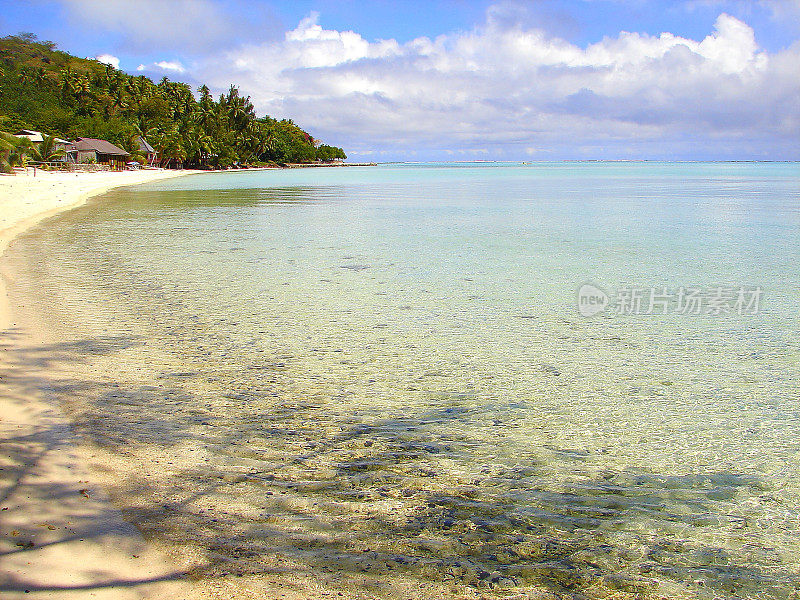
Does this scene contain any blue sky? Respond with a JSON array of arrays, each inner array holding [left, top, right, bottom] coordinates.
[[2, 1, 799, 160]]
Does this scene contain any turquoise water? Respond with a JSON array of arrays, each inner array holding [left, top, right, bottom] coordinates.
[[8, 162, 800, 598]]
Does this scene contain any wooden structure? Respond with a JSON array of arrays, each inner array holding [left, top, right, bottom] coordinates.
[[74, 137, 130, 168], [137, 136, 157, 166]]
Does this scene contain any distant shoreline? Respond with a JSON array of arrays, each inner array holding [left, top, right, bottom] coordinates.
[[281, 162, 377, 168], [380, 159, 800, 164]]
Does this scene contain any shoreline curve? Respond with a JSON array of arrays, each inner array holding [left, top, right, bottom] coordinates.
[[0, 169, 203, 329], [0, 168, 204, 600]]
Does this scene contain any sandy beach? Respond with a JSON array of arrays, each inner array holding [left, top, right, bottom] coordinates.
[[0, 169, 202, 600], [0, 168, 414, 600], [0, 169, 204, 328], [3, 163, 796, 600]]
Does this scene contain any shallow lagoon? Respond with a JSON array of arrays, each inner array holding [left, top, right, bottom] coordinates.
[[8, 162, 800, 598]]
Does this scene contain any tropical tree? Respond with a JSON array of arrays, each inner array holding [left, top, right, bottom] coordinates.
[[122, 132, 147, 164], [29, 134, 65, 162], [59, 67, 75, 100], [0, 132, 32, 172], [18, 68, 32, 85], [0, 132, 14, 173], [148, 126, 185, 168], [74, 76, 91, 103], [0, 34, 347, 169]]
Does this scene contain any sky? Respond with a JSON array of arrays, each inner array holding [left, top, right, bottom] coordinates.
[[2, 0, 799, 161]]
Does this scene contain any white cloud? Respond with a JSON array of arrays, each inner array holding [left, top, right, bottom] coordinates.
[[760, 0, 800, 29], [94, 53, 120, 69], [154, 61, 186, 73], [196, 10, 799, 158], [135, 60, 187, 74]]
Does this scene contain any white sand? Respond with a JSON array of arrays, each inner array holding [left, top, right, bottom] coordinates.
[[0, 169, 201, 287], [0, 168, 204, 328], [0, 168, 203, 599]]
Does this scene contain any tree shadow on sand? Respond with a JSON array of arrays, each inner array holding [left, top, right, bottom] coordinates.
[[0, 330, 192, 597], [1, 329, 798, 599]]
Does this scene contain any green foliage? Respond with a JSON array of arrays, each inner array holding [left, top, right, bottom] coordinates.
[[28, 133, 64, 162], [316, 144, 347, 161], [0, 130, 32, 171], [0, 132, 15, 173], [0, 33, 346, 168]]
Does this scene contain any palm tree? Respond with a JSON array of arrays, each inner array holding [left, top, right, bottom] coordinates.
[[74, 75, 91, 102], [108, 73, 128, 110], [59, 68, 75, 100], [0, 133, 14, 174], [146, 126, 185, 168], [111, 88, 129, 111], [103, 63, 115, 86], [127, 76, 152, 105], [195, 132, 217, 165], [0, 132, 33, 173], [259, 130, 277, 160], [29, 134, 65, 163], [222, 85, 254, 133], [122, 132, 147, 164], [194, 98, 217, 131], [33, 67, 47, 85]]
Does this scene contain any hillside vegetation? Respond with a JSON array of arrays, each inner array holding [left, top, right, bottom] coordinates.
[[0, 33, 346, 168]]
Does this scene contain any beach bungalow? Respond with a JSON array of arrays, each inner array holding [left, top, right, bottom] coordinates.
[[74, 137, 130, 167], [15, 129, 44, 144], [137, 136, 157, 165], [62, 141, 78, 162], [14, 129, 76, 161]]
